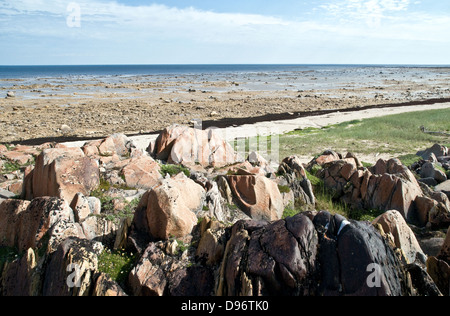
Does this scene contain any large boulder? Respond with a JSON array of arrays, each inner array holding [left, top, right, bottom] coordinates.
[[83, 133, 135, 157], [217, 212, 413, 296], [42, 237, 103, 296], [132, 174, 205, 241], [317, 156, 424, 224], [25, 147, 100, 205], [373, 210, 426, 264], [418, 144, 448, 161], [152, 124, 237, 168], [227, 174, 283, 221], [119, 156, 162, 190], [0, 197, 82, 253]]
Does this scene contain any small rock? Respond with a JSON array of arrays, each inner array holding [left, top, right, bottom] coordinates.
[[6, 91, 15, 98], [60, 124, 71, 134]]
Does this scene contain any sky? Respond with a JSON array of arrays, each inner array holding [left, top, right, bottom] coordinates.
[[0, 0, 449, 65]]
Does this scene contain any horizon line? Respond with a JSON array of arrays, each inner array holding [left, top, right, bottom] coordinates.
[[1, 63, 450, 67]]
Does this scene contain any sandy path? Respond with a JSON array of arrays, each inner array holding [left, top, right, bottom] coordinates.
[[62, 102, 450, 159]]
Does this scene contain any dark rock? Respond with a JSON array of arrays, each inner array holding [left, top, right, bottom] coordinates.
[[418, 177, 438, 187], [406, 263, 442, 296], [426, 256, 449, 296], [42, 237, 103, 296], [169, 266, 215, 296], [418, 144, 449, 161]]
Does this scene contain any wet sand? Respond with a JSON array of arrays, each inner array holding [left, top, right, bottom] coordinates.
[[1, 66, 449, 144]]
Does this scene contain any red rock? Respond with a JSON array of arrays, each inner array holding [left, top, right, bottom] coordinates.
[[154, 124, 237, 167], [120, 156, 162, 190], [415, 196, 438, 227], [227, 174, 283, 221], [92, 273, 127, 296], [370, 174, 398, 210], [1, 151, 33, 165], [98, 133, 133, 157], [315, 152, 340, 166], [137, 174, 205, 240], [82, 144, 99, 157], [29, 147, 100, 205], [390, 178, 422, 222], [340, 162, 357, 181]]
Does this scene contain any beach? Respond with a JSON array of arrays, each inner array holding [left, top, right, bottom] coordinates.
[[1, 65, 450, 144]]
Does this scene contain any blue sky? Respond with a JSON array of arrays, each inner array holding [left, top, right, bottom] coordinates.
[[0, 0, 449, 65]]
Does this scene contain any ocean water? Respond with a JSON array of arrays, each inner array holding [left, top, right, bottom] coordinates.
[[1, 64, 449, 101], [1, 64, 448, 79]]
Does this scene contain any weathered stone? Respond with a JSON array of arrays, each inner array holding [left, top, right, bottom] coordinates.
[[134, 174, 205, 240], [0, 248, 39, 296], [120, 155, 162, 190], [42, 237, 103, 296], [435, 180, 450, 199], [0, 151, 33, 165], [418, 144, 448, 161], [0, 197, 81, 253], [196, 227, 226, 266], [373, 210, 426, 264], [415, 196, 437, 227], [227, 174, 283, 221], [154, 124, 237, 167], [426, 256, 450, 296], [168, 266, 215, 296], [420, 162, 436, 179], [438, 226, 450, 264], [98, 133, 134, 157], [92, 273, 127, 296], [70, 193, 92, 222], [128, 244, 167, 296], [28, 147, 100, 205]]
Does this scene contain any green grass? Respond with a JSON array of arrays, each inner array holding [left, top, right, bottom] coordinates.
[[98, 249, 136, 288], [278, 108, 450, 159], [277, 185, 291, 194], [304, 169, 382, 222], [0, 157, 35, 175], [398, 154, 422, 167], [159, 164, 191, 177]]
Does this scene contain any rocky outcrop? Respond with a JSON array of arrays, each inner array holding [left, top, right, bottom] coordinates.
[[151, 124, 238, 168], [426, 227, 450, 296], [0, 197, 82, 253], [42, 237, 103, 296], [215, 212, 414, 296], [277, 156, 315, 208], [131, 174, 205, 241], [2, 136, 449, 297], [24, 147, 100, 206], [316, 155, 426, 224], [83, 133, 136, 158], [227, 174, 283, 221], [373, 210, 426, 264], [119, 156, 162, 190]]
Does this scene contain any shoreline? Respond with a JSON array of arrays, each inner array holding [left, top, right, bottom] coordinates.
[[2, 65, 450, 145], [6, 97, 449, 147]]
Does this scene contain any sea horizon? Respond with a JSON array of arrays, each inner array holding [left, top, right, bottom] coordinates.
[[1, 63, 450, 80]]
